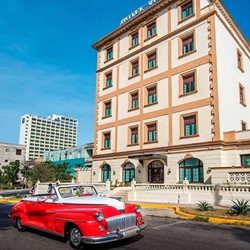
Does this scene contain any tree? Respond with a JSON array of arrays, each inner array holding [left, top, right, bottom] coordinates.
[[21, 165, 31, 188], [2, 160, 20, 186], [28, 161, 71, 183]]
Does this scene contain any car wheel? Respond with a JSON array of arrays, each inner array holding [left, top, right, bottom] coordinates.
[[16, 217, 25, 232], [69, 226, 82, 249]]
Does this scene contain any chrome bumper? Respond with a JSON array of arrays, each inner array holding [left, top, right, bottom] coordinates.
[[81, 222, 147, 244]]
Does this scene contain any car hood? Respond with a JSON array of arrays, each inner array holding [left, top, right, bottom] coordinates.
[[60, 196, 125, 210]]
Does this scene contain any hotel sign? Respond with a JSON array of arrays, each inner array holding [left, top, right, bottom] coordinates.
[[120, 0, 160, 25]]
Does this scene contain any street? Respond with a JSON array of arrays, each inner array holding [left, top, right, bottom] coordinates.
[[1, 203, 250, 250]]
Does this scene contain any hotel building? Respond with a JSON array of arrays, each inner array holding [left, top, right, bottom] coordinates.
[[91, 0, 250, 185], [19, 114, 78, 161]]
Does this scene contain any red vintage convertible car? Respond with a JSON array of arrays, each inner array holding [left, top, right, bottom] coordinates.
[[10, 184, 146, 249]]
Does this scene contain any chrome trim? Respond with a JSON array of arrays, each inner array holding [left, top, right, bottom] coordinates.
[[81, 222, 147, 244], [107, 213, 136, 233]]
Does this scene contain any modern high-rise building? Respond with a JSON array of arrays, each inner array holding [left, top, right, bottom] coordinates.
[[19, 114, 78, 161], [91, 0, 250, 185]]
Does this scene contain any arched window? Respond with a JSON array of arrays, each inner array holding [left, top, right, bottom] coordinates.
[[122, 163, 135, 182], [148, 160, 164, 183], [102, 164, 111, 182], [179, 158, 203, 183]]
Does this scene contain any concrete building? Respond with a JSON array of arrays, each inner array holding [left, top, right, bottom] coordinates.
[[19, 114, 78, 161], [0, 142, 25, 171], [43, 143, 93, 178], [91, 0, 250, 185]]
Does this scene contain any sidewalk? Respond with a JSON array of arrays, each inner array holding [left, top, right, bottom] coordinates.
[[138, 202, 250, 226]]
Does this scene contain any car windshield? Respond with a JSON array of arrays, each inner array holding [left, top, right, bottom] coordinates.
[[58, 186, 98, 198]]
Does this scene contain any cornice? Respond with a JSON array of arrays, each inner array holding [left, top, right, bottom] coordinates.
[[214, 0, 250, 53], [92, 0, 250, 55], [92, 139, 250, 159], [92, 0, 174, 50]]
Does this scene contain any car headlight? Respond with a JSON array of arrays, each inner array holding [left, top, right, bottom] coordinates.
[[96, 211, 104, 222], [135, 205, 142, 214]]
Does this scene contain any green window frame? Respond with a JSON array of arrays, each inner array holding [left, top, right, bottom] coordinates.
[[104, 133, 110, 148], [147, 22, 156, 38], [105, 102, 111, 117], [131, 32, 139, 46], [179, 158, 203, 183], [131, 127, 138, 144], [148, 87, 157, 104], [122, 163, 135, 183], [148, 53, 157, 69], [131, 92, 139, 109], [106, 47, 113, 60], [102, 164, 111, 182], [183, 74, 195, 94], [184, 115, 197, 136], [147, 124, 157, 142], [106, 73, 112, 87], [241, 155, 250, 166], [181, 2, 193, 19], [132, 61, 139, 76], [182, 35, 194, 54]]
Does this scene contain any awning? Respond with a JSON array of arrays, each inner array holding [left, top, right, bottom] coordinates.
[[128, 153, 167, 165]]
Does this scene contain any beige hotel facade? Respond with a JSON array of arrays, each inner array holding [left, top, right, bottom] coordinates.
[[90, 0, 250, 185]]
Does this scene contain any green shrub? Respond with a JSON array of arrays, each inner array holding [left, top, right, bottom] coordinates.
[[229, 198, 250, 216], [13, 193, 22, 198], [197, 201, 213, 211], [192, 216, 209, 222]]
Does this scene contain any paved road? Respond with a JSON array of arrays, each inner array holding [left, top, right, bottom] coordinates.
[[1, 203, 250, 250]]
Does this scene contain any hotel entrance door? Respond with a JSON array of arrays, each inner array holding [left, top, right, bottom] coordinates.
[[148, 160, 164, 183]]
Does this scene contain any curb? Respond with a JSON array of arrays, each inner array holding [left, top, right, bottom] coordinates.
[[139, 203, 250, 226], [0, 198, 21, 203]]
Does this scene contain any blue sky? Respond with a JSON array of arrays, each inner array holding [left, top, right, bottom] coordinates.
[[0, 0, 249, 146]]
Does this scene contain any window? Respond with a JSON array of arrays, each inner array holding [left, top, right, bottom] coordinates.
[[183, 115, 197, 136], [104, 101, 111, 117], [103, 133, 111, 148], [241, 121, 247, 131], [147, 123, 157, 142], [131, 91, 139, 109], [239, 83, 246, 106], [105, 72, 112, 88], [16, 149, 22, 155], [237, 49, 243, 71], [123, 163, 135, 182], [102, 164, 111, 182], [147, 52, 157, 69], [130, 127, 138, 144], [147, 22, 156, 38], [131, 32, 139, 47], [179, 158, 204, 183], [182, 35, 194, 55], [147, 86, 157, 104], [22, 118, 25, 124], [131, 60, 139, 76], [241, 155, 250, 166], [181, 1, 193, 19], [106, 46, 113, 60], [182, 72, 196, 94]]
